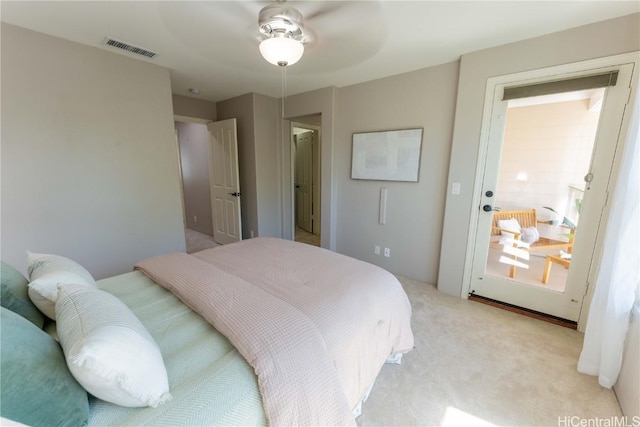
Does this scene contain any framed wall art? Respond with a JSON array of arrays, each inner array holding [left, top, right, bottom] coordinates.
[[351, 128, 423, 182]]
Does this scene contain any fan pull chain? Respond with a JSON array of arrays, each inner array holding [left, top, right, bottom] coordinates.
[[280, 65, 287, 118]]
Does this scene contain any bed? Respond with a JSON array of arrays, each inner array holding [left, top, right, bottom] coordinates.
[[1, 237, 414, 426]]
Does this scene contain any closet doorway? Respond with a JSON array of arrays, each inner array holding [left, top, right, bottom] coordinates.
[[292, 119, 321, 247]]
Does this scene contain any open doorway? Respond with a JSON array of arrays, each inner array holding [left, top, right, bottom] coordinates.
[[292, 117, 321, 247], [174, 117, 242, 251], [174, 120, 219, 253]]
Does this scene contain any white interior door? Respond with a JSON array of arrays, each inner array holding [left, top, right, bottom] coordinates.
[[295, 131, 313, 233], [469, 60, 635, 322], [207, 118, 242, 245]]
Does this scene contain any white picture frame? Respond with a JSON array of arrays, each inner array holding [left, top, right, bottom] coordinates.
[[351, 128, 423, 182]]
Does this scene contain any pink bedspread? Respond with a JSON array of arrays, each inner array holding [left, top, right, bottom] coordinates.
[[135, 237, 414, 426]]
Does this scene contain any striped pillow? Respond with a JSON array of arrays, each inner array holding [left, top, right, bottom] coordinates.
[[26, 252, 97, 319], [55, 284, 171, 407]]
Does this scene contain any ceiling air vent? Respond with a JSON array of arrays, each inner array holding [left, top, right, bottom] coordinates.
[[102, 37, 158, 59]]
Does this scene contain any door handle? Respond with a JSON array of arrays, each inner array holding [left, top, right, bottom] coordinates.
[[229, 192, 241, 197], [482, 205, 493, 212]]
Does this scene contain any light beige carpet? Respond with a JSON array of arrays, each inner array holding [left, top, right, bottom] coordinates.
[[185, 228, 219, 253], [358, 276, 621, 427]]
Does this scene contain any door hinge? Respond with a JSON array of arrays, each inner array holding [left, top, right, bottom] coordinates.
[[583, 281, 590, 297]]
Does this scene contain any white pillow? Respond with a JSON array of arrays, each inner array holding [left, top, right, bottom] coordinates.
[[521, 226, 540, 244], [497, 218, 522, 240], [56, 284, 172, 408], [27, 251, 97, 319]]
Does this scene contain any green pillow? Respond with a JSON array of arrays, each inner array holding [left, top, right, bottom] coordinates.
[[0, 307, 89, 427], [1, 261, 44, 327]]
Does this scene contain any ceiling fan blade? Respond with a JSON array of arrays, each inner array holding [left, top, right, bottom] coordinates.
[[303, 1, 346, 21], [290, 1, 387, 74]]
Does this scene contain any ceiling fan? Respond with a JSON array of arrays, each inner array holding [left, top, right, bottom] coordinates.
[[256, 2, 309, 67], [156, 1, 386, 78]]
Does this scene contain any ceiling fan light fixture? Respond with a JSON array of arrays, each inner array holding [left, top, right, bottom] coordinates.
[[259, 35, 304, 67]]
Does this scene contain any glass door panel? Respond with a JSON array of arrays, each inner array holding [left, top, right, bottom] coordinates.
[[484, 89, 603, 292]]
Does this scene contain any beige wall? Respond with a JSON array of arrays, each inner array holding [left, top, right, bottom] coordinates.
[[215, 92, 281, 239], [439, 13, 640, 297], [176, 122, 213, 235], [334, 62, 459, 283], [252, 93, 282, 238], [172, 94, 217, 121], [0, 23, 186, 279]]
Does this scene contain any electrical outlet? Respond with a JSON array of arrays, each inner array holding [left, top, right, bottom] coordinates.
[[374, 245, 381, 255], [194, 215, 198, 223], [384, 247, 391, 258]]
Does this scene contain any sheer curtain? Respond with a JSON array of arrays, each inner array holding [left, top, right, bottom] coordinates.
[[577, 86, 639, 388]]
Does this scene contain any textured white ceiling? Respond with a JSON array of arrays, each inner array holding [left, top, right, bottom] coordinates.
[[2, 1, 638, 103]]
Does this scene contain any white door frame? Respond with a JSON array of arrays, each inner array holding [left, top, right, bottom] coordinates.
[[461, 52, 638, 330], [290, 121, 322, 242], [173, 127, 187, 228]]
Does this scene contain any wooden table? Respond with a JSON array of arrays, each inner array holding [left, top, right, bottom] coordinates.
[[541, 254, 571, 284]]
